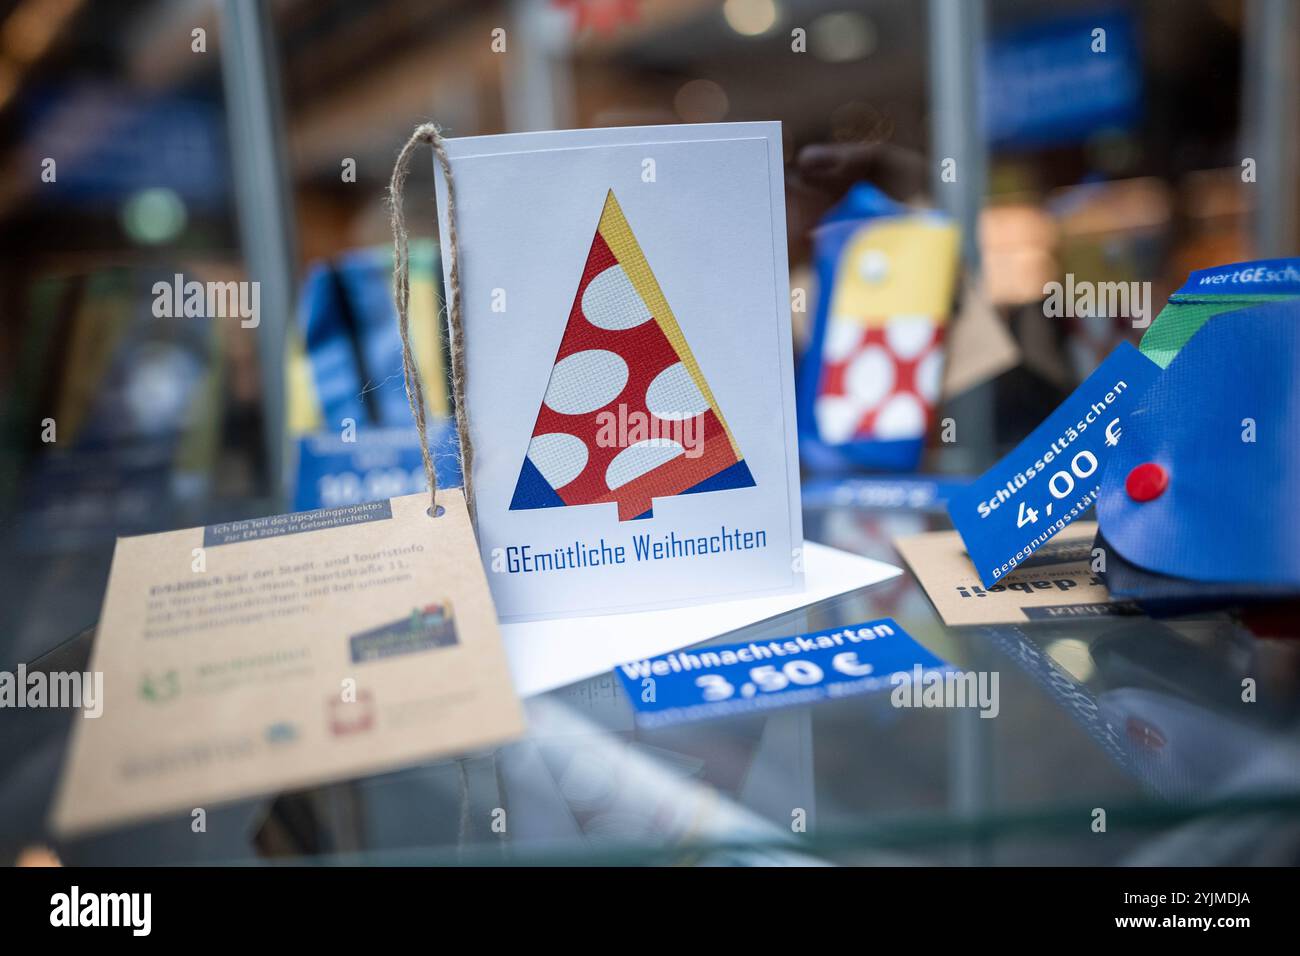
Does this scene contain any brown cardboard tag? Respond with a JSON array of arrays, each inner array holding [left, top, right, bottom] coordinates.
[[894, 522, 1141, 626], [941, 274, 1021, 398], [52, 489, 524, 836]]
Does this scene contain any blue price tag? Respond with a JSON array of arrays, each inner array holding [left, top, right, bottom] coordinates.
[[291, 424, 460, 512], [614, 618, 949, 728], [801, 474, 969, 511], [946, 343, 1161, 587]]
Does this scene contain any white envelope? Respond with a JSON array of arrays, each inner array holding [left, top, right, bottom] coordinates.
[[503, 540, 901, 697]]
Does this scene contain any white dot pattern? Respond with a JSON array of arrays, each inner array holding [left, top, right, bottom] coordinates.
[[857, 249, 889, 284], [824, 317, 865, 362], [645, 362, 708, 420], [526, 432, 589, 489], [581, 264, 653, 330], [884, 315, 936, 360], [606, 439, 685, 490], [875, 392, 925, 438], [844, 345, 894, 408], [815, 395, 863, 444], [544, 349, 628, 415], [915, 348, 943, 403]]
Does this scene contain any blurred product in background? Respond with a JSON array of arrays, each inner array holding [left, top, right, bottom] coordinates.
[[288, 239, 460, 512], [799, 184, 959, 472]]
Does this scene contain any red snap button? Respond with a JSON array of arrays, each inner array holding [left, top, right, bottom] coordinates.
[[1125, 462, 1168, 502]]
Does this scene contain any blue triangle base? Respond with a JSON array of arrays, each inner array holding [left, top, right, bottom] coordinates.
[[511, 457, 756, 520], [509, 457, 566, 511]]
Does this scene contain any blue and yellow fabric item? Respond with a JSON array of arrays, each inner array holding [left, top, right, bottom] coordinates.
[[798, 184, 960, 472]]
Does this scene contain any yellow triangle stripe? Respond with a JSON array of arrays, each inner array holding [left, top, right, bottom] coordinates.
[[595, 190, 740, 457]]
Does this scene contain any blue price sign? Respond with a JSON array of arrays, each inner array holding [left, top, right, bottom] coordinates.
[[291, 424, 460, 513], [614, 618, 949, 728], [946, 343, 1161, 587]]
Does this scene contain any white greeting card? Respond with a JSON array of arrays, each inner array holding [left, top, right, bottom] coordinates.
[[435, 122, 802, 621]]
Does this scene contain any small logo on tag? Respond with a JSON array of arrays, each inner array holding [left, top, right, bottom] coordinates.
[[327, 690, 375, 736], [138, 669, 180, 703], [349, 602, 458, 663], [264, 721, 299, 745]]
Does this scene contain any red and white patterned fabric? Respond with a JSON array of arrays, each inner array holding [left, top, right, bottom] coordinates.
[[814, 315, 945, 444]]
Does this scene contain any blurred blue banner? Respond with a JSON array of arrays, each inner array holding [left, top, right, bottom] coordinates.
[[984, 11, 1141, 148]]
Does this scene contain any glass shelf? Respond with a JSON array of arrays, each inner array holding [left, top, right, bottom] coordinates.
[[5, 504, 1298, 867]]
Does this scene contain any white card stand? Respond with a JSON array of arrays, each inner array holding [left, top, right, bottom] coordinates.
[[502, 541, 901, 697]]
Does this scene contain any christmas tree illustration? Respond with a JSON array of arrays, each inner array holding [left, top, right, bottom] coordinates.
[[509, 190, 755, 521]]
